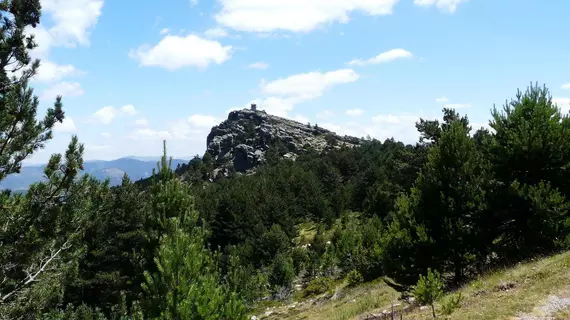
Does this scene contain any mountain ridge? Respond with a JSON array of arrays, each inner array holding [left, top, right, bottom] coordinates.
[[200, 106, 362, 179], [0, 157, 188, 191]]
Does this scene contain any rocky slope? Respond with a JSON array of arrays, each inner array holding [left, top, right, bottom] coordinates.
[[205, 107, 361, 176]]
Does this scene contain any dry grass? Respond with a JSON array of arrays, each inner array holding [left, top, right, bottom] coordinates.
[[255, 279, 398, 320], [253, 251, 570, 320]]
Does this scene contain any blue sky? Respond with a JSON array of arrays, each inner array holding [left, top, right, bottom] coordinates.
[[24, 0, 570, 162]]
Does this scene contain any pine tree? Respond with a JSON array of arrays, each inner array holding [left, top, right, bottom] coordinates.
[[413, 268, 444, 319], [383, 113, 493, 286], [141, 141, 248, 320], [0, 2, 88, 316], [489, 83, 570, 255]]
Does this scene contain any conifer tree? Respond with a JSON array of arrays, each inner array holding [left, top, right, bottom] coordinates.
[[0, 1, 89, 316], [489, 83, 570, 255], [141, 141, 248, 320], [383, 112, 493, 286]]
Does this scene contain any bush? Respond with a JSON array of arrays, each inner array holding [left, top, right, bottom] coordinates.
[[413, 268, 444, 319], [346, 270, 363, 287], [304, 277, 334, 297], [269, 252, 295, 295], [292, 247, 310, 274]]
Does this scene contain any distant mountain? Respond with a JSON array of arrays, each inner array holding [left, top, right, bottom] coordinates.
[[0, 157, 188, 191], [123, 155, 193, 162]]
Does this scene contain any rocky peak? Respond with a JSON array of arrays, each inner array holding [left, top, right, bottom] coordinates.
[[206, 107, 360, 175]]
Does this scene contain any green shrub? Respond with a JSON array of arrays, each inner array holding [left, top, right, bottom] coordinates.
[[413, 268, 444, 319], [440, 292, 463, 316], [304, 277, 334, 297], [346, 270, 363, 287], [292, 247, 310, 274]]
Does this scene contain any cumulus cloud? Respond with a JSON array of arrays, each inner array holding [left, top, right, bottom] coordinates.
[[92, 106, 118, 124], [129, 34, 232, 70], [41, 0, 104, 47], [135, 118, 149, 126], [250, 97, 298, 117], [121, 104, 137, 116], [562, 83, 570, 90], [554, 97, 570, 113], [34, 60, 83, 83], [247, 61, 269, 70], [413, 0, 469, 13], [129, 128, 172, 141], [54, 117, 77, 133], [159, 28, 170, 35], [91, 104, 138, 124], [347, 48, 413, 66], [245, 69, 361, 118], [188, 114, 218, 128], [215, 0, 399, 33], [261, 69, 359, 99], [127, 117, 208, 142], [41, 82, 84, 101], [346, 108, 364, 116], [293, 114, 311, 124]]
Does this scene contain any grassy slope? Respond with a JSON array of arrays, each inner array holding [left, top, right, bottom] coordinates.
[[252, 250, 570, 320]]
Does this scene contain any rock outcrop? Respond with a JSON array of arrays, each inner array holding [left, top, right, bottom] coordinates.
[[205, 107, 360, 175]]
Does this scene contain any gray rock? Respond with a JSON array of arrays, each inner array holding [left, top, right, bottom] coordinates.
[[205, 108, 360, 173]]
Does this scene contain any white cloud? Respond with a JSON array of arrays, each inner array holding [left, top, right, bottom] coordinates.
[[54, 117, 77, 132], [293, 115, 311, 124], [129, 34, 232, 70], [188, 114, 218, 128], [129, 128, 172, 141], [101, 132, 111, 138], [135, 118, 149, 126], [261, 69, 359, 99], [443, 103, 471, 109], [91, 104, 139, 124], [204, 27, 229, 38], [436, 96, 449, 103], [345, 108, 364, 116], [34, 60, 82, 82], [251, 97, 298, 117], [190, 0, 198, 6], [215, 0, 399, 33], [561, 83, 570, 90], [159, 28, 169, 35], [249, 69, 360, 118], [121, 104, 137, 116], [41, 0, 104, 47], [41, 81, 84, 101], [554, 98, 570, 113], [127, 118, 207, 142], [247, 61, 269, 70], [347, 48, 413, 66], [414, 0, 469, 13], [92, 106, 118, 124], [317, 110, 335, 119]]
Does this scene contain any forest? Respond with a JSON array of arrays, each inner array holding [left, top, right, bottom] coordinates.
[[2, 2, 570, 319]]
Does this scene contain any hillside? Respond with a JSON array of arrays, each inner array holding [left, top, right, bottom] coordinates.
[[0, 157, 188, 190], [252, 250, 570, 320]]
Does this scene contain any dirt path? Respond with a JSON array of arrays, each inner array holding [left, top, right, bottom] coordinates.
[[514, 287, 570, 320]]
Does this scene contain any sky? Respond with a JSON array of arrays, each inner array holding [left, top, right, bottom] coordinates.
[[22, 0, 570, 163]]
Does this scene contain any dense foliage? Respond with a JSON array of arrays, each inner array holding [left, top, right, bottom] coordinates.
[[2, 2, 570, 319]]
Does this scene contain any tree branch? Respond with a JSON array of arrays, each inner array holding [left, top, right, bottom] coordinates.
[[0, 240, 71, 303]]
